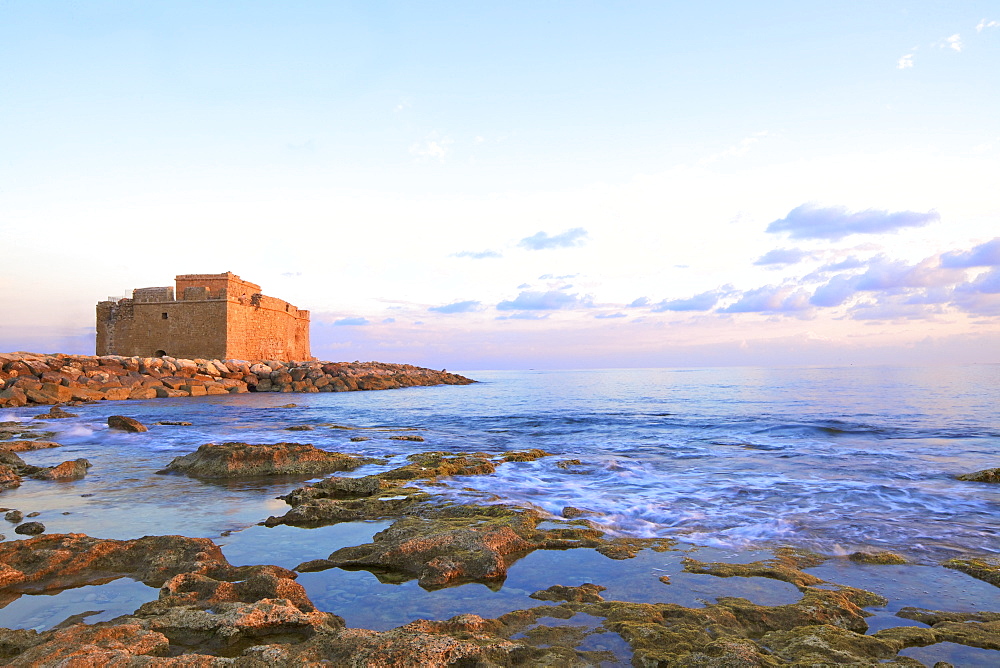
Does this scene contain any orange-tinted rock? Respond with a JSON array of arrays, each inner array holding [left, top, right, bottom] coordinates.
[[0, 440, 62, 452], [0, 533, 233, 602], [0, 464, 21, 489], [33, 458, 91, 481], [108, 415, 148, 432], [8, 621, 170, 666]]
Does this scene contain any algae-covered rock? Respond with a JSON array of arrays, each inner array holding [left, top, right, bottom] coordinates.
[[158, 442, 381, 478], [956, 467, 1000, 483], [943, 557, 1000, 588], [529, 583, 607, 603], [849, 550, 909, 565], [682, 547, 827, 587], [762, 624, 903, 664]]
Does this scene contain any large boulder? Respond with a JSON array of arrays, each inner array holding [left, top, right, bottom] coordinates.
[[158, 442, 380, 478]]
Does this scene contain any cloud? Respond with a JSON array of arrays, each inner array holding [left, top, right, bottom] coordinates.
[[766, 204, 939, 240], [628, 297, 650, 308], [720, 286, 811, 313], [333, 317, 369, 326], [818, 256, 867, 272], [410, 137, 453, 160], [281, 272, 303, 277], [496, 312, 550, 320], [849, 299, 945, 321], [452, 249, 502, 259], [518, 227, 588, 250], [854, 257, 964, 291], [652, 289, 726, 312], [594, 312, 627, 319], [496, 289, 593, 311], [941, 34, 963, 52], [428, 300, 481, 314], [897, 53, 915, 69], [754, 248, 811, 266], [810, 274, 859, 307], [939, 238, 1000, 268], [977, 19, 1000, 32], [382, 317, 396, 324]]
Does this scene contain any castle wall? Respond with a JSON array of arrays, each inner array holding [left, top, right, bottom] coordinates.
[[97, 272, 310, 361]]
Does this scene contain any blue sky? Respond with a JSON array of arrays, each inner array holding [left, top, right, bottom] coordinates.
[[1, 2, 998, 368]]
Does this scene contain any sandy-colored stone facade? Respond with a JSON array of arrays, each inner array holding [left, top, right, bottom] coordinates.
[[96, 272, 310, 361]]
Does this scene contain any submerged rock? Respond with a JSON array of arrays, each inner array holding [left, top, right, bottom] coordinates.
[[158, 442, 381, 478]]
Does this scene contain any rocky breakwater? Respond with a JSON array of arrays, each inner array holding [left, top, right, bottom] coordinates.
[[0, 352, 474, 408]]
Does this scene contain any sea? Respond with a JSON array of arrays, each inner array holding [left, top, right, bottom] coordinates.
[[2, 365, 999, 664]]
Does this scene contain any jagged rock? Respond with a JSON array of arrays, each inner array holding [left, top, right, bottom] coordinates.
[[33, 459, 91, 481], [0, 466, 21, 490], [14, 522, 44, 535], [389, 434, 425, 442], [5, 622, 170, 666], [107, 415, 148, 432], [158, 442, 380, 478], [5, 510, 23, 523]]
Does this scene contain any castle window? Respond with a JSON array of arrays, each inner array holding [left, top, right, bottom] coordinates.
[[161, 312, 168, 319], [154, 350, 167, 358]]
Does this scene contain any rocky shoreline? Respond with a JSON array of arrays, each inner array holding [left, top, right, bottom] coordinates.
[[0, 352, 474, 408], [2, 393, 1000, 664]]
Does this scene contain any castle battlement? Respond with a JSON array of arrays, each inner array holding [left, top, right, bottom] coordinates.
[[97, 272, 310, 361]]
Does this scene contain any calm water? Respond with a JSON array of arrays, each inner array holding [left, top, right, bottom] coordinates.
[[2, 365, 1000, 652]]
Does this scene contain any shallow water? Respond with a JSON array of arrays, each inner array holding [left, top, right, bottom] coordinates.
[[2, 365, 999, 659]]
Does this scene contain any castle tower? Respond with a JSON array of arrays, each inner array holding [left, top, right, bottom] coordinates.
[[96, 272, 310, 361]]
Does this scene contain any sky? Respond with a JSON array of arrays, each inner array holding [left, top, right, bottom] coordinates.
[[1, 1, 998, 369]]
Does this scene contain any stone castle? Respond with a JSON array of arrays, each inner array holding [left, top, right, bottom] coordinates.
[[96, 272, 310, 361]]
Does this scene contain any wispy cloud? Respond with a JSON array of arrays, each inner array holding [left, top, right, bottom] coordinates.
[[594, 312, 627, 319], [333, 317, 369, 326], [652, 289, 727, 312], [497, 289, 593, 310], [754, 248, 812, 266], [410, 135, 453, 160], [699, 131, 769, 165], [452, 249, 502, 259], [977, 19, 1000, 32], [767, 204, 940, 240], [496, 312, 550, 320], [518, 227, 588, 250], [429, 300, 481, 314], [897, 53, 915, 69]]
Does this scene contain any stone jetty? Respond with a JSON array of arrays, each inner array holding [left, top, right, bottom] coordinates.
[[0, 352, 474, 408]]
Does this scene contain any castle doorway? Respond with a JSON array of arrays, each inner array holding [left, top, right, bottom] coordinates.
[[154, 350, 167, 358]]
